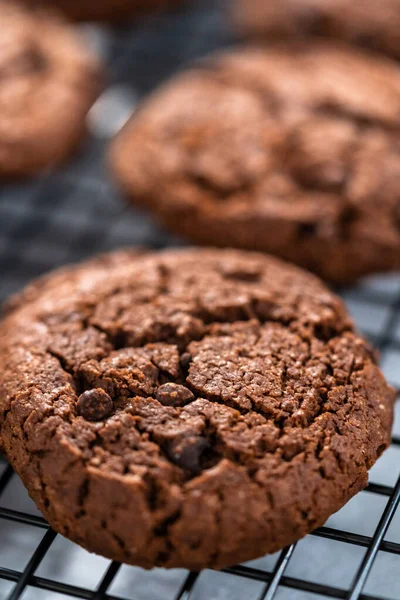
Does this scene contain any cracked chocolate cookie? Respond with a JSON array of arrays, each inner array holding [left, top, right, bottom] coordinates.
[[22, 0, 183, 22], [110, 43, 400, 284], [232, 0, 400, 60], [0, 1, 102, 178], [0, 248, 394, 568]]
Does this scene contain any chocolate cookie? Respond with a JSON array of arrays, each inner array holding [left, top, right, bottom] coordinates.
[[0, 248, 394, 569], [232, 0, 400, 60], [110, 44, 400, 284], [22, 0, 183, 22], [0, 1, 102, 178]]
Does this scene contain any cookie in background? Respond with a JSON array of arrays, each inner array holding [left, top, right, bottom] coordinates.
[[21, 0, 185, 22], [232, 0, 400, 60], [0, 0, 102, 178], [109, 43, 400, 285]]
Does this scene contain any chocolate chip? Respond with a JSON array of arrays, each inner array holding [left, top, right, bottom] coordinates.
[[223, 268, 261, 282], [156, 383, 194, 406], [337, 205, 358, 241], [299, 9, 331, 35], [77, 389, 113, 421], [220, 263, 262, 282], [180, 352, 192, 370], [168, 436, 210, 473], [297, 222, 317, 238], [355, 32, 379, 49]]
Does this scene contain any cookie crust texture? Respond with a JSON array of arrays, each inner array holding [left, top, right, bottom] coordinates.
[[0, 248, 395, 569], [110, 43, 400, 284], [233, 0, 400, 60], [0, 1, 102, 178], [22, 0, 183, 22]]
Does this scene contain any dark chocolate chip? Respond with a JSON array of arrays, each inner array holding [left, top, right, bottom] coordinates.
[[296, 6, 332, 35], [180, 352, 192, 370], [168, 436, 210, 473], [298, 222, 317, 238], [223, 269, 261, 282], [355, 32, 379, 49], [220, 263, 262, 282], [156, 382, 194, 406], [77, 389, 113, 421], [337, 205, 358, 241]]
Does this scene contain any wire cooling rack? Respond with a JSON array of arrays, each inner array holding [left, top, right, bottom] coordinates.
[[1, 1, 400, 599]]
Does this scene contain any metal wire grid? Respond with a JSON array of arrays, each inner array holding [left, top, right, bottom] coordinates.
[[0, 1, 400, 599]]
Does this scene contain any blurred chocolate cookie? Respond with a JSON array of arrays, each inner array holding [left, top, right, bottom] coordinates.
[[22, 0, 183, 22], [110, 43, 400, 284], [232, 0, 400, 60], [0, 247, 394, 568], [0, 1, 102, 178]]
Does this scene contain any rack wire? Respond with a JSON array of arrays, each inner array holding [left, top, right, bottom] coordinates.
[[0, 1, 400, 599]]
